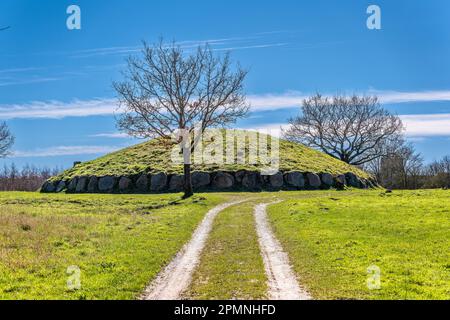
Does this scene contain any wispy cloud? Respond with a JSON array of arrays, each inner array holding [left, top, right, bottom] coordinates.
[[90, 132, 130, 139], [0, 77, 61, 87], [70, 46, 142, 58], [241, 114, 450, 139], [0, 66, 64, 87], [239, 123, 291, 138], [248, 92, 307, 111], [248, 90, 450, 111], [401, 113, 450, 137], [0, 67, 45, 74], [2, 89, 450, 120], [372, 90, 450, 104], [69, 32, 294, 58], [212, 43, 289, 52], [11, 145, 122, 158], [0, 99, 117, 119]]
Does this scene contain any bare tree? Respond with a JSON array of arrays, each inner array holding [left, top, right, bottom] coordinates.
[[364, 135, 405, 182], [114, 40, 249, 198], [0, 122, 14, 158], [391, 144, 423, 189], [284, 94, 404, 165], [425, 155, 450, 188], [367, 142, 423, 189], [0, 27, 14, 157]]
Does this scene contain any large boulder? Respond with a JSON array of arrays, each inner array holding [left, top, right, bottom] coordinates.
[[269, 172, 284, 189], [242, 172, 261, 190], [334, 175, 346, 189], [321, 173, 334, 188], [87, 176, 98, 193], [41, 181, 56, 193], [169, 175, 184, 192], [118, 176, 133, 193], [192, 172, 210, 189], [67, 178, 78, 193], [345, 172, 360, 188], [234, 170, 246, 184], [135, 174, 149, 193], [55, 181, 66, 193], [98, 176, 116, 193], [75, 176, 88, 193], [212, 172, 234, 189], [306, 173, 322, 189], [150, 173, 168, 192], [285, 172, 305, 188]]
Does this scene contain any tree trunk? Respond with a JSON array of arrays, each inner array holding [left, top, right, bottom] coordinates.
[[183, 163, 194, 198]]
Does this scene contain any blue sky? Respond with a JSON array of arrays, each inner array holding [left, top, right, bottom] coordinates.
[[1, 0, 450, 169]]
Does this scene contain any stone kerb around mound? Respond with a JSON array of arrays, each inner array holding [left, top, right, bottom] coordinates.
[[41, 170, 376, 194]]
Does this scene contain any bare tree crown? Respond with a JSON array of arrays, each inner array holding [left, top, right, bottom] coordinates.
[[0, 122, 14, 158], [114, 39, 249, 197], [114, 40, 249, 140], [284, 94, 404, 166]]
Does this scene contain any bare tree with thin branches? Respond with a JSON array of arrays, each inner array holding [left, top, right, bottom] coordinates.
[[114, 40, 249, 198], [0, 122, 14, 158], [377, 143, 423, 189], [284, 94, 404, 166], [0, 26, 14, 157]]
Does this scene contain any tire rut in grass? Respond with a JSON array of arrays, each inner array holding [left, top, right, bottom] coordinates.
[[254, 202, 312, 300], [141, 200, 244, 300]]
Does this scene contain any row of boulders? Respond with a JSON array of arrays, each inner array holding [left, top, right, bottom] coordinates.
[[41, 171, 376, 194]]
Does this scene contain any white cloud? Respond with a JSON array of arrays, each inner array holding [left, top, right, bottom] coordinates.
[[241, 114, 450, 139], [0, 77, 61, 87], [239, 123, 291, 138], [69, 33, 289, 58], [248, 92, 307, 111], [213, 43, 289, 52], [90, 132, 130, 138], [0, 67, 45, 74], [248, 90, 450, 111], [401, 113, 450, 137], [2, 89, 450, 120], [0, 93, 302, 119], [0, 98, 117, 119], [11, 145, 121, 158], [374, 90, 450, 104]]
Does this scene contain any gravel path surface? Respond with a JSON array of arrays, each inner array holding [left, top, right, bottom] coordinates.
[[142, 200, 243, 300], [254, 203, 312, 300]]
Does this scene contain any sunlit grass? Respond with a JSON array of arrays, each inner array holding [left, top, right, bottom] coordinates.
[[268, 189, 450, 300], [0, 192, 226, 300]]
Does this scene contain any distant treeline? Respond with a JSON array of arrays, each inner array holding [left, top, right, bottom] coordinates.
[[366, 153, 450, 190], [0, 164, 61, 192]]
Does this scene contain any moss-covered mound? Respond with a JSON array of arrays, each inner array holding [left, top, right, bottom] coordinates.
[[43, 130, 374, 193]]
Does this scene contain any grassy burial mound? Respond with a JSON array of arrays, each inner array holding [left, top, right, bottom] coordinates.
[[41, 130, 374, 194]]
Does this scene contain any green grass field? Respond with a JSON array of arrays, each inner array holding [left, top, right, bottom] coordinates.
[[0, 192, 226, 299], [268, 190, 450, 300], [0, 190, 448, 300]]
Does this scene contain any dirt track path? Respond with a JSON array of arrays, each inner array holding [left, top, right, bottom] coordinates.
[[142, 200, 243, 300], [254, 203, 312, 300]]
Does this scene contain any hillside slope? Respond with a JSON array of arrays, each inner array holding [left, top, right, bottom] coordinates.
[[52, 130, 369, 181]]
